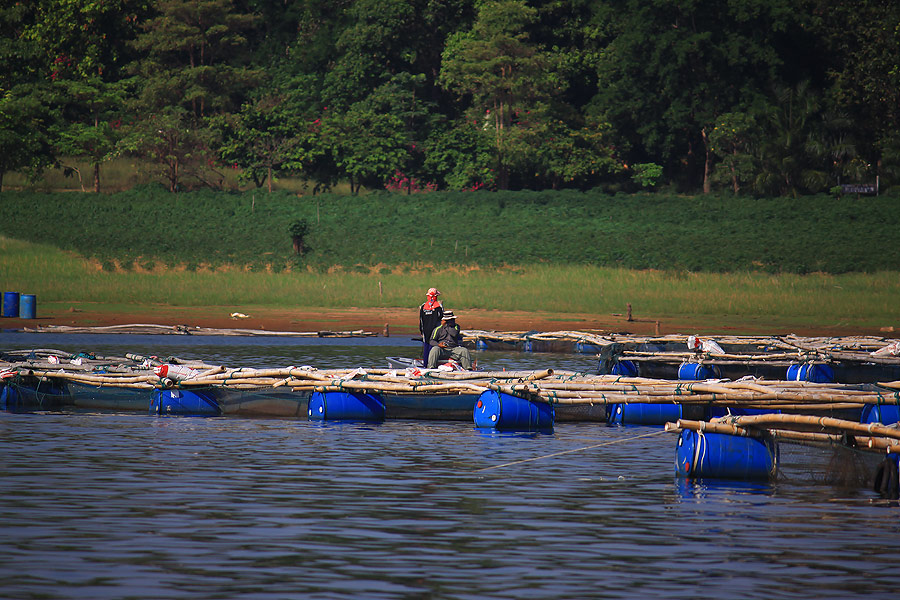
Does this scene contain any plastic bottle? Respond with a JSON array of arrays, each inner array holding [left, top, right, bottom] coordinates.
[[154, 364, 200, 381]]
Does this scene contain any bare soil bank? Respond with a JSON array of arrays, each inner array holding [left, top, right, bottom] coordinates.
[[5, 304, 896, 339]]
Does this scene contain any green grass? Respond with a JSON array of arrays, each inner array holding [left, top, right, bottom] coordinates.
[[1, 188, 898, 274], [2, 236, 897, 329]]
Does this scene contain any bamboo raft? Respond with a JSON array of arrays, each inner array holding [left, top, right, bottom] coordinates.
[[20, 323, 377, 337], [466, 330, 900, 383], [4, 347, 900, 488], [2, 346, 899, 421]]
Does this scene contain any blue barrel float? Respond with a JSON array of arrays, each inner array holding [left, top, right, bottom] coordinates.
[[2, 292, 19, 317], [786, 363, 834, 383], [675, 429, 777, 480], [575, 342, 603, 354], [474, 389, 554, 432], [150, 389, 220, 416], [607, 402, 682, 426], [678, 362, 721, 380], [18, 294, 36, 319], [308, 391, 385, 422], [611, 360, 639, 377], [860, 403, 900, 426], [0, 381, 18, 410]]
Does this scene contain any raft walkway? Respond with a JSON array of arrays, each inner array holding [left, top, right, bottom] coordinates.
[[3, 345, 900, 452]]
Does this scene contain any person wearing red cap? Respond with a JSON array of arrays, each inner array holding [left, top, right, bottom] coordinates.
[[419, 287, 443, 364]]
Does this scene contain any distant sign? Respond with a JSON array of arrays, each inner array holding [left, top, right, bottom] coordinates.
[[841, 183, 877, 194]]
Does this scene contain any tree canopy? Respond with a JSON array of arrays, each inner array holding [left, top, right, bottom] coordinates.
[[2, 0, 898, 195]]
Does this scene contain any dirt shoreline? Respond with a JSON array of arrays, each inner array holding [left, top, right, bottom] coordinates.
[[3, 304, 895, 339]]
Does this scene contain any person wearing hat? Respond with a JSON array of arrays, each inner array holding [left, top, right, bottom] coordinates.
[[419, 287, 443, 365], [426, 310, 473, 370]]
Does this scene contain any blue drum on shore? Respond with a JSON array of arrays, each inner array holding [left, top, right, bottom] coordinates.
[[608, 402, 682, 426], [786, 363, 834, 383], [150, 389, 220, 416], [676, 429, 777, 480], [308, 391, 385, 422], [474, 390, 554, 432], [18, 294, 36, 319], [2, 292, 19, 318]]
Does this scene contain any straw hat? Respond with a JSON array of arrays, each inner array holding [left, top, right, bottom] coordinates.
[[442, 310, 457, 320], [426, 287, 441, 297]]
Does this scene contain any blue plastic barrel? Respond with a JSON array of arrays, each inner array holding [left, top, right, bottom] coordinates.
[[786, 363, 834, 383], [0, 382, 17, 410], [675, 429, 777, 480], [860, 404, 900, 425], [308, 391, 385, 422], [150, 389, 220, 416], [575, 342, 602, 354], [2, 292, 19, 317], [607, 402, 682, 426], [611, 360, 639, 377], [18, 294, 36, 319], [523, 341, 534, 352], [678, 363, 720, 380], [475, 339, 488, 350], [474, 389, 554, 432]]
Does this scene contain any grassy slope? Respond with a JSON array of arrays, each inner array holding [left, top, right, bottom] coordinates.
[[1, 188, 898, 274]]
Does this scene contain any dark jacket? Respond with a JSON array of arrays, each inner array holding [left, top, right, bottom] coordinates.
[[419, 302, 443, 340], [430, 322, 462, 348]]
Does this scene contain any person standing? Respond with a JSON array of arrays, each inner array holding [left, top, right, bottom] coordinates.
[[419, 287, 443, 365], [426, 310, 473, 370]]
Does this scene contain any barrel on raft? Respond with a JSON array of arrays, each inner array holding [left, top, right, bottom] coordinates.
[[611, 360, 639, 377], [678, 362, 721, 380], [786, 363, 834, 383], [860, 403, 900, 426], [150, 389, 220, 416], [474, 390, 554, 432], [675, 429, 777, 480], [308, 391, 386, 422], [607, 402, 682, 426]]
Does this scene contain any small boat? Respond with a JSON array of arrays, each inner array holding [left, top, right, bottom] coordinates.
[[386, 356, 473, 372]]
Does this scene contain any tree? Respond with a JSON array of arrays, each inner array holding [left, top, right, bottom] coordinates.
[[117, 106, 219, 192], [530, 116, 625, 189], [320, 104, 410, 194], [751, 82, 840, 196], [0, 86, 59, 191], [128, 0, 262, 120], [808, 0, 900, 178], [54, 78, 126, 193], [422, 121, 497, 191], [214, 88, 321, 192], [707, 112, 758, 194], [588, 0, 800, 191], [439, 0, 561, 189]]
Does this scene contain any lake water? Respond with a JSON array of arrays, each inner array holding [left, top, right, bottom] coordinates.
[[1, 333, 898, 599]]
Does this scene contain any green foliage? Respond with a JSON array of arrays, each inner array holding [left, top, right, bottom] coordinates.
[[630, 163, 662, 189], [0, 85, 60, 189], [3, 0, 900, 195], [1, 189, 898, 276], [708, 112, 758, 194]]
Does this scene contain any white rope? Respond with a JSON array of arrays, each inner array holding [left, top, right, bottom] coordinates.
[[474, 429, 668, 473]]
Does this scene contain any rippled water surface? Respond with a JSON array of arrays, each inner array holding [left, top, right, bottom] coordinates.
[[1, 333, 899, 599]]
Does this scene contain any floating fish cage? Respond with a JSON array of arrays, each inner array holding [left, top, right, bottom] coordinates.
[[3, 335, 900, 489]]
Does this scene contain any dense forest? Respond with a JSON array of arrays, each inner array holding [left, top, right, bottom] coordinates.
[[1, 0, 898, 196]]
